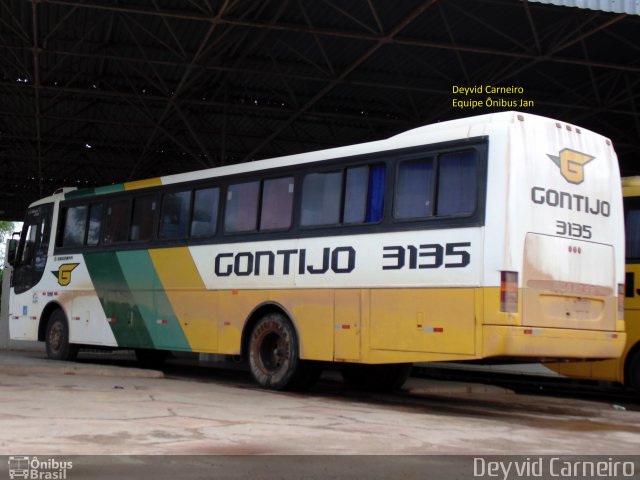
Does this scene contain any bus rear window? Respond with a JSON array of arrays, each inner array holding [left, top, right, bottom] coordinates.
[[394, 150, 478, 220], [437, 151, 478, 216]]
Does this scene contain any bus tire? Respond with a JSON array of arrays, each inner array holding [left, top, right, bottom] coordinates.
[[626, 349, 640, 392], [45, 309, 78, 361], [342, 363, 413, 392], [248, 312, 319, 391]]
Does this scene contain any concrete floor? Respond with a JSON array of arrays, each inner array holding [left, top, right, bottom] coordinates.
[[1, 350, 639, 457]]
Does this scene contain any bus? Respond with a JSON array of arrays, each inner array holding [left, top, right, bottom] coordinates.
[[4, 111, 626, 391], [547, 176, 640, 391]]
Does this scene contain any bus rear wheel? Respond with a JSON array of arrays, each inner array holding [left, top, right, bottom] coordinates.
[[248, 312, 321, 391], [342, 363, 413, 392], [45, 309, 78, 361]]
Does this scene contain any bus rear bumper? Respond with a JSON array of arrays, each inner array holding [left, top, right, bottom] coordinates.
[[482, 325, 626, 360]]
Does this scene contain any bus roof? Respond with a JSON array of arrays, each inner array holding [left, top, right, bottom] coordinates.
[[36, 110, 611, 206]]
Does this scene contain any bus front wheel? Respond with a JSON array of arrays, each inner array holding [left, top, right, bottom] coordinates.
[[45, 310, 78, 361], [248, 312, 321, 391]]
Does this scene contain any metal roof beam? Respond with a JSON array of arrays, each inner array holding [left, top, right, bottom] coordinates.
[[30, 0, 43, 196], [241, 0, 440, 161], [0, 81, 415, 125]]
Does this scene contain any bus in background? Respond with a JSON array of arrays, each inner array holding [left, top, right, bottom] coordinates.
[[548, 176, 640, 391], [3, 111, 626, 391]]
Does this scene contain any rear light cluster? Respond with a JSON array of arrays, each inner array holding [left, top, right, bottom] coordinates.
[[500, 271, 519, 313], [618, 283, 625, 321]]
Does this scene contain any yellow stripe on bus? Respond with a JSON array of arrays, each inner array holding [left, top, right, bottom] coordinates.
[[124, 178, 162, 190], [149, 247, 218, 352]]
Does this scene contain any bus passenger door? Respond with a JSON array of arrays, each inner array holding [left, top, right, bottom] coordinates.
[[624, 200, 640, 370], [10, 204, 53, 341], [12, 204, 53, 295], [334, 289, 361, 361], [624, 264, 640, 319]]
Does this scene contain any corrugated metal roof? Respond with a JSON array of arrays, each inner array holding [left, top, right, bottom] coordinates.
[[1, 0, 640, 219], [528, 0, 640, 15]]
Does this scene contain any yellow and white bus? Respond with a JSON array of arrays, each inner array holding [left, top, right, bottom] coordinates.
[[549, 176, 640, 391], [4, 111, 626, 390]]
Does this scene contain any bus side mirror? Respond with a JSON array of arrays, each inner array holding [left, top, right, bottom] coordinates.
[[5, 239, 17, 267]]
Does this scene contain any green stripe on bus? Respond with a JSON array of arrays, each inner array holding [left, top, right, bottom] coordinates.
[[64, 188, 96, 200], [94, 184, 125, 195], [116, 250, 191, 351], [84, 252, 155, 349]]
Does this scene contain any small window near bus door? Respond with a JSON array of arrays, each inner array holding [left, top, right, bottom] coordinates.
[[59, 203, 102, 248], [87, 203, 103, 246], [62, 205, 87, 247]]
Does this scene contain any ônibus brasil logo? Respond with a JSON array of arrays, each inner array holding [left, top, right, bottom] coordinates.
[[8, 456, 73, 480], [546, 148, 595, 185]]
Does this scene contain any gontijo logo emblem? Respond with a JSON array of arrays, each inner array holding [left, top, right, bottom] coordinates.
[[547, 148, 595, 185], [51, 263, 79, 287]]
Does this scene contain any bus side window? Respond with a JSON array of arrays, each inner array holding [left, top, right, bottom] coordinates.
[[344, 164, 385, 224], [394, 158, 435, 219], [625, 201, 640, 261], [62, 205, 88, 247], [437, 150, 478, 216], [20, 223, 39, 265], [160, 190, 191, 239], [224, 181, 260, 233], [130, 195, 156, 241], [103, 199, 130, 244], [301, 172, 342, 226], [260, 177, 294, 231], [191, 187, 219, 238]]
